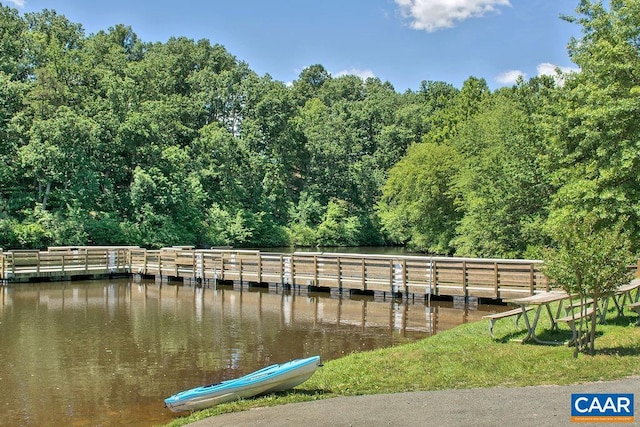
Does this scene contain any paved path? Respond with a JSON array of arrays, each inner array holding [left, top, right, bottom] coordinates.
[[188, 376, 639, 427]]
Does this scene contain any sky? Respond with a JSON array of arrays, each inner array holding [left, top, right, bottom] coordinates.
[[6, 0, 582, 91]]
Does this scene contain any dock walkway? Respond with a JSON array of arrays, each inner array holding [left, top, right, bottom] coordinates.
[[0, 246, 550, 300]]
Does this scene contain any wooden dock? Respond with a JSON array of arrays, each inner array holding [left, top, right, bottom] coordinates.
[[0, 246, 132, 281], [0, 246, 551, 300]]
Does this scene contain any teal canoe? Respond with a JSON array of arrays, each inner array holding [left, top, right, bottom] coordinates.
[[164, 355, 321, 412]]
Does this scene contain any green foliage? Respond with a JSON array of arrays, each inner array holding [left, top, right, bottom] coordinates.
[[542, 213, 634, 355], [287, 199, 380, 247], [452, 89, 553, 258], [1, 1, 640, 260], [378, 142, 462, 254], [203, 204, 253, 247], [315, 200, 362, 247], [548, 0, 640, 251]]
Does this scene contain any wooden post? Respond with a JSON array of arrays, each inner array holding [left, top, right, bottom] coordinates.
[[290, 255, 295, 287], [143, 249, 148, 275], [494, 262, 499, 298], [432, 260, 437, 295], [192, 251, 196, 279], [402, 258, 407, 296], [313, 255, 318, 285], [529, 264, 535, 294], [462, 261, 467, 296], [174, 251, 178, 278], [280, 254, 284, 284], [361, 258, 366, 290]]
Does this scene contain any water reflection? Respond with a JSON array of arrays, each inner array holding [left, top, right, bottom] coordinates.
[[0, 279, 497, 426]]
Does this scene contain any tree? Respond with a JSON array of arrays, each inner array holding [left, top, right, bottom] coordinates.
[[127, 146, 206, 247], [377, 142, 462, 253], [542, 213, 634, 356], [291, 64, 331, 106], [452, 87, 554, 258], [19, 107, 101, 211], [0, 4, 28, 79], [548, 0, 640, 251]]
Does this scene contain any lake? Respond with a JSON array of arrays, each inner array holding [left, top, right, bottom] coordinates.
[[0, 278, 500, 426]]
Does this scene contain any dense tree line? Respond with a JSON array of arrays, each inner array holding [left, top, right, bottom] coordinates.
[[0, 1, 639, 258]]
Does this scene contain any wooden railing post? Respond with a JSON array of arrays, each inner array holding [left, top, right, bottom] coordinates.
[[313, 255, 318, 285], [494, 262, 499, 298], [462, 260, 467, 296], [143, 249, 148, 275], [432, 260, 438, 294], [174, 251, 178, 277], [402, 258, 407, 295]]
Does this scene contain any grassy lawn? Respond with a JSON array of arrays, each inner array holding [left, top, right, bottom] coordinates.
[[165, 304, 640, 426]]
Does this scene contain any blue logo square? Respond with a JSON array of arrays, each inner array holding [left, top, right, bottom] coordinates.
[[572, 393, 634, 419]]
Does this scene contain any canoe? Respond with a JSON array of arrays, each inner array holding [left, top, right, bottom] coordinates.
[[164, 355, 321, 412]]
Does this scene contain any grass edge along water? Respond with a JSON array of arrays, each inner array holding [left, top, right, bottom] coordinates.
[[165, 302, 640, 426]]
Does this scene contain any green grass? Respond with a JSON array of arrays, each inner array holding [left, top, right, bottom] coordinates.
[[164, 305, 640, 426]]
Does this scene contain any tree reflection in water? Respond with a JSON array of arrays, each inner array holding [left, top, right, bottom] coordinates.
[[0, 279, 497, 426]]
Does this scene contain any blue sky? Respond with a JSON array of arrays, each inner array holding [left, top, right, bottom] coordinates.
[[7, 0, 581, 91]]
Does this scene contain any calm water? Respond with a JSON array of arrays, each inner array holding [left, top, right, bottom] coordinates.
[[0, 278, 499, 426]]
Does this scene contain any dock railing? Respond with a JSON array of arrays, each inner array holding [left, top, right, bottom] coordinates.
[[126, 249, 549, 300], [1, 246, 134, 280], [0, 246, 556, 300]]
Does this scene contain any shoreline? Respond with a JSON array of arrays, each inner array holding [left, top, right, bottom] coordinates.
[[166, 303, 640, 426]]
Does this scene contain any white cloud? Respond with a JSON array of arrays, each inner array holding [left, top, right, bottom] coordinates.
[[395, 0, 511, 32], [5, 0, 25, 7], [495, 70, 525, 85], [495, 63, 581, 87], [537, 62, 579, 77], [334, 68, 376, 80], [537, 62, 580, 86]]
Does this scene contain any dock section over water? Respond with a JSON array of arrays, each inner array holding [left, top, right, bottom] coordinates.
[[0, 246, 132, 281], [0, 246, 550, 300], [129, 248, 549, 300]]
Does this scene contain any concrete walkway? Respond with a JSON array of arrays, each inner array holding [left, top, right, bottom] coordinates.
[[188, 376, 639, 427]]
